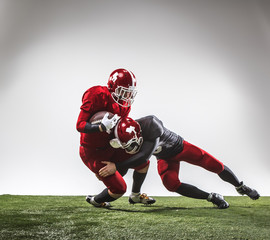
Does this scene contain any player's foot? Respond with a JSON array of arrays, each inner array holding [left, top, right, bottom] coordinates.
[[129, 193, 156, 205], [207, 193, 229, 209], [236, 182, 260, 200], [86, 195, 112, 208]]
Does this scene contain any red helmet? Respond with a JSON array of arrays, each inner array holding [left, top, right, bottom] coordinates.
[[113, 117, 143, 154], [107, 68, 137, 107]]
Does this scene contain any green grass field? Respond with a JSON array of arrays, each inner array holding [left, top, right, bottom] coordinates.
[[0, 195, 269, 240]]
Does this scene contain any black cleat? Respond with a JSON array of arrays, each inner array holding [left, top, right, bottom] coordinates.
[[236, 182, 260, 200], [207, 193, 229, 209], [86, 195, 112, 208]]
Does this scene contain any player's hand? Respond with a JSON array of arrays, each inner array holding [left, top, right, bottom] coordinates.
[[95, 173, 102, 181], [101, 113, 120, 134], [99, 161, 116, 177]]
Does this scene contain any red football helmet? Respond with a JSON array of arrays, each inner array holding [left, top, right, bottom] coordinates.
[[113, 117, 143, 154], [107, 68, 137, 107]]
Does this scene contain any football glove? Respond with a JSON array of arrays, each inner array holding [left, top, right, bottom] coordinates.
[[101, 113, 120, 134]]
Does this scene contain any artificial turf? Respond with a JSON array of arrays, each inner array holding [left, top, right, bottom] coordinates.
[[0, 195, 269, 240]]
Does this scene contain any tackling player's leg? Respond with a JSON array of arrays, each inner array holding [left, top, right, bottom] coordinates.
[[178, 141, 260, 201], [207, 193, 229, 209], [218, 165, 260, 200], [157, 159, 229, 209], [235, 181, 260, 200], [128, 162, 156, 205]]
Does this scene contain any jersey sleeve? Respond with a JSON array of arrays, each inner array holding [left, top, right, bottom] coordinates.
[[76, 86, 108, 133], [76, 109, 101, 133], [76, 109, 90, 132], [137, 115, 164, 141], [80, 86, 108, 112], [150, 115, 164, 138]]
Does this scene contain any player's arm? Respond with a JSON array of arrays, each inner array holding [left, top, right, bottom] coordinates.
[[77, 87, 109, 133], [98, 138, 159, 178], [76, 110, 120, 133], [76, 109, 104, 133], [116, 138, 159, 169], [76, 87, 120, 133]]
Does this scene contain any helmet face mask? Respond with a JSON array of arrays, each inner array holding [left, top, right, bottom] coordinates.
[[108, 69, 137, 107], [109, 136, 142, 154], [112, 85, 137, 107], [122, 136, 143, 154]]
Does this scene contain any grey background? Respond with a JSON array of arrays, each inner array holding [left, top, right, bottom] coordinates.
[[0, 0, 269, 196]]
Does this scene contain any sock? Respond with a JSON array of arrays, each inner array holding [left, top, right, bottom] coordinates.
[[218, 165, 241, 187], [131, 171, 147, 193], [130, 192, 140, 196], [176, 183, 209, 199], [94, 188, 117, 203]]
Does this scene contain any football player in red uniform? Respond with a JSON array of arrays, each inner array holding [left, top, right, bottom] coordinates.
[[100, 115, 260, 209], [76, 69, 154, 208]]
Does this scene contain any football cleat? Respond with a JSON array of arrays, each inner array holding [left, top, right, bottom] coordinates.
[[207, 193, 229, 209], [236, 182, 260, 200], [86, 195, 112, 208], [129, 193, 156, 205]]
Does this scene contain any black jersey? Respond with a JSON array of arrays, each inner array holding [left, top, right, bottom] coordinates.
[[115, 115, 184, 170], [136, 115, 184, 159]]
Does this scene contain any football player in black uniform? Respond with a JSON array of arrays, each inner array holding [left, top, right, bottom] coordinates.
[[99, 115, 260, 209]]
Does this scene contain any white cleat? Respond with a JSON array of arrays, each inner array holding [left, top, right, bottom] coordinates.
[[129, 193, 156, 205], [86, 195, 112, 208]]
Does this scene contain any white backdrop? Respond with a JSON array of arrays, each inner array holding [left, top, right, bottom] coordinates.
[[0, 0, 269, 196]]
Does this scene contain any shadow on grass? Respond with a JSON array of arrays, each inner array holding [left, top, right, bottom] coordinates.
[[106, 205, 215, 213]]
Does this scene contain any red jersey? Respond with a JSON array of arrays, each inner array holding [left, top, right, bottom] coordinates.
[[76, 86, 131, 148]]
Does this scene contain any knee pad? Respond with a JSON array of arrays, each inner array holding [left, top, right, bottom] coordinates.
[[161, 171, 181, 192], [157, 159, 169, 176]]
